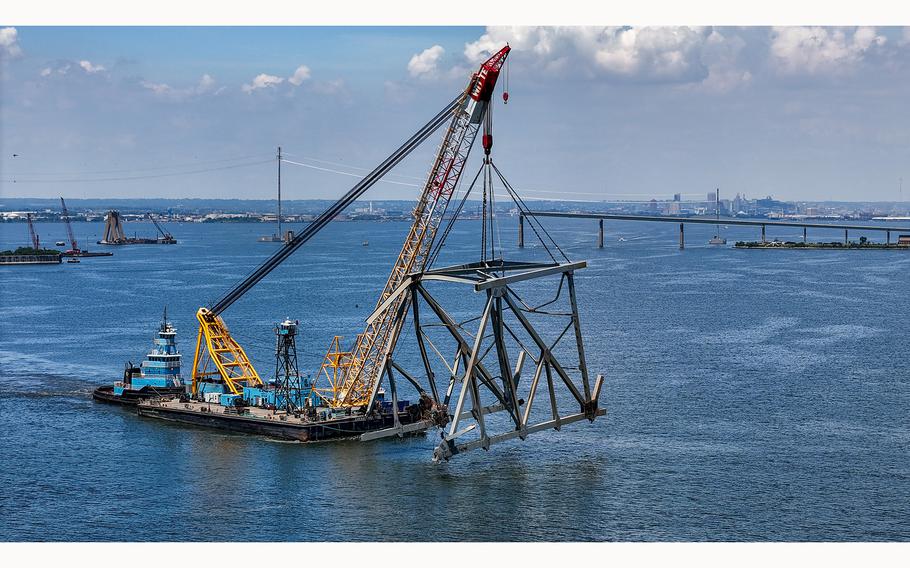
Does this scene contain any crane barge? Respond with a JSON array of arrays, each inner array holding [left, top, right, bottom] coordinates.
[[129, 45, 605, 459], [58, 197, 113, 258]]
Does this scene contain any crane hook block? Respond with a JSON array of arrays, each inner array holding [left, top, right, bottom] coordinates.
[[482, 133, 493, 154], [503, 91, 509, 104]]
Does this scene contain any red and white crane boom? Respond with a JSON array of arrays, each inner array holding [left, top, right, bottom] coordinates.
[[332, 46, 511, 409]]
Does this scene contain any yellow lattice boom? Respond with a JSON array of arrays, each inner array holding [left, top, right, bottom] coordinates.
[[313, 335, 355, 404], [191, 307, 263, 396]]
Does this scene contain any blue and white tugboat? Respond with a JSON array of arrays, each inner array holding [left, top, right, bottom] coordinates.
[[93, 308, 187, 405]]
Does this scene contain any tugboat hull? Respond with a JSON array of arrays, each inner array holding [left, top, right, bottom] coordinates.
[[92, 385, 186, 406]]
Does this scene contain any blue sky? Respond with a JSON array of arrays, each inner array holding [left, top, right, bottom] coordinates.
[[1, 26, 909, 202]]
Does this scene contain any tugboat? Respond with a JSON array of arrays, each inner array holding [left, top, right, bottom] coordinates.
[[93, 308, 186, 406]]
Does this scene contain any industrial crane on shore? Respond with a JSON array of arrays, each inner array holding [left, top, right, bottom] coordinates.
[[190, 46, 512, 400]]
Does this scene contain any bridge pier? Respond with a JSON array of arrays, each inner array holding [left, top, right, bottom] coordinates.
[[679, 223, 685, 250], [598, 219, 604, 248], [845, 229, 848, 244], [761, 224, 766, 243], [803, 226, 807, 243], [887, 230, 891, 245], [518, 214, 524, 248]]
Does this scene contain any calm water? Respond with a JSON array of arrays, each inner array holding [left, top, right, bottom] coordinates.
[[1, 217, 909, 541]]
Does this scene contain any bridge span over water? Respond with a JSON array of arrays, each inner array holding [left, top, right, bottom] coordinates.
[[518, 211, 910, 249]]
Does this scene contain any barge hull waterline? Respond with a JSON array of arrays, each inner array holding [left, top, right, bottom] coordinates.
[[92, 385, 187, 406], [137, 404, 421, 442]]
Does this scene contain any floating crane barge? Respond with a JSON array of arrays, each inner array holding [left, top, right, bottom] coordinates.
[[118, 45, 605, 460]]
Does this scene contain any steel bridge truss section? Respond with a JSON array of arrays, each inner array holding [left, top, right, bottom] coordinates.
[[360, 259, 605, 461]]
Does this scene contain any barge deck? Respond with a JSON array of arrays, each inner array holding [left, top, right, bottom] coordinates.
[[137, 398, 423, 442]]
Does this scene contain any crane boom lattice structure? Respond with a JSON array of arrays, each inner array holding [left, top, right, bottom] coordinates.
[[190, 47, 511, 400], [147, 213, 173, 240], [59, 197, 79, 254], [26, 213, 40, 250], [334, 46, 512, 409]]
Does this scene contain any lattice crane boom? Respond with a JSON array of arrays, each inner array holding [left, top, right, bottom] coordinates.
[[333, 46, 511, 409], [147, 213, 172, 239], [26, 213, 40, 250], [59, 197, 79, 253], [189, 93, 466, 396]]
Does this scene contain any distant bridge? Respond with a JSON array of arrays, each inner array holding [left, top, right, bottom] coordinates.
[[518, 211, 910, 249]]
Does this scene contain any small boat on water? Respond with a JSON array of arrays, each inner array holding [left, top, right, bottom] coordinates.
[[93, 309, 186, 406], [66, 258, 81, 264], [55, 241, 66, 247]]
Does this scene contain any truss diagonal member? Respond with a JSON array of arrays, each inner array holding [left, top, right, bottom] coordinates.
[[491, 295, 522, 429], [501, 289, 586, 406], [521, 353, 547, 429], [447, 294, 494, 438], [410, 288, 439, 402], [566, 272, 592, 400], [415, 284, 510, 409]]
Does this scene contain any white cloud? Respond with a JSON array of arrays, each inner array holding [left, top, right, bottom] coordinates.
[[769, 26, 886, 75], [141, 74, 219, 99], [78, 60, 106, 74], [288, 65, 311, 86], [141, 80, 172, 95], [408, 45, 445, 77], [0, 27, 22, 58], [242, 73, 284, 93], [697, 30, 752, 93], [38, 61, 74, 77], [197, 73, 215, 93], [462, 26, 748, 86]]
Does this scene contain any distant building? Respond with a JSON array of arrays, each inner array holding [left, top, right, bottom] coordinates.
[[673, 193, 681, 202], [707, 191, 716, 202]]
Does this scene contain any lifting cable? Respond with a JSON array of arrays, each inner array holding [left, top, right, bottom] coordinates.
[[208, 95, 462, 315], [491, 161, 570, 263]]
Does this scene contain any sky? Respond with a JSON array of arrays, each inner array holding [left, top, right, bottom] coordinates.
[[1, 25, 909, 203]]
